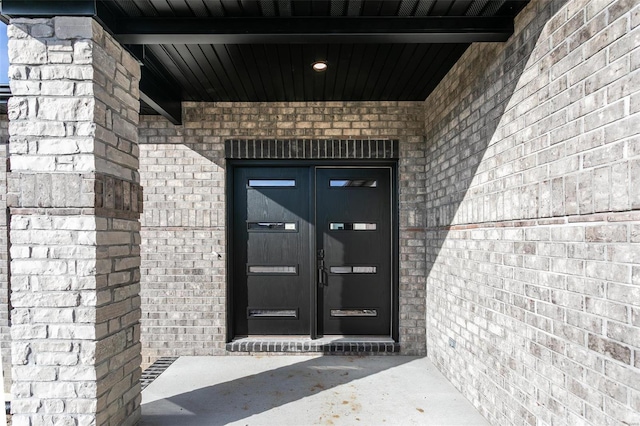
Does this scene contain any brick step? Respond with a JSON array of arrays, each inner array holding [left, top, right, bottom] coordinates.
[[226, 336, 400, 354]]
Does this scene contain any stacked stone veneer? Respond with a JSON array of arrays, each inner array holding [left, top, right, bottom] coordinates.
[[138, 102, 426, 364], [0, 117, 9, 392], [423, 0, 640, 424], [7, 18, 141, 425]]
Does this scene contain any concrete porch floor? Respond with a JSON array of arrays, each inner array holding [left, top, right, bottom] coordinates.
[[140, 356, 489, 425]]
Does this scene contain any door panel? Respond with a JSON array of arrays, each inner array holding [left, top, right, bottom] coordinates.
[[316, 168, 391, 335], [233, 167, 310, 335], [232, 165, 392, 337]]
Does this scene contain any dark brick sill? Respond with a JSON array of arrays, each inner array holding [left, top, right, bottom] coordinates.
[[226, 337, 400, 354]]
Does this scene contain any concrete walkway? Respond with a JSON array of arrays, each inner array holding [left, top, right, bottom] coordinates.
[[141, 356, 489, 426]]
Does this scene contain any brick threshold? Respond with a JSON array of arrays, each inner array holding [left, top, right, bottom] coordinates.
[[226, 336, 400, 354]]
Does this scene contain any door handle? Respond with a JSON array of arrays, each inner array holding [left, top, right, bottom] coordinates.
[[317, 249, 326, 287], [318, 261, 326, 287]]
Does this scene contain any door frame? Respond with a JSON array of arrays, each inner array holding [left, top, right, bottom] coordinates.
[[226, 159, 399, 342]]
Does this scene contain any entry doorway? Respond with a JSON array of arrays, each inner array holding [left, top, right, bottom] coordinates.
[[230, 164, 396, 339]]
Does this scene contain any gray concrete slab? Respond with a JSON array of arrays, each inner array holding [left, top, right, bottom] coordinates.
[[141, 356, 489, 426]]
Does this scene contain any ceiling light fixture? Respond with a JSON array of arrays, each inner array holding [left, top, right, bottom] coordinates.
[[312, 61, 328, 72]]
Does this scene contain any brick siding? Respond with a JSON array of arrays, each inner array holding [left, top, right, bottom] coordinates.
[[422, 0, 640, 424], [0, 0, 634, 424], [138, 102, 426, 365]]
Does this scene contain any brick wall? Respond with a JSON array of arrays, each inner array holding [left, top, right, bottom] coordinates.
[[138, 101, 426, 364], [422, 0, 640, 424], [0, 0, 634, 424]]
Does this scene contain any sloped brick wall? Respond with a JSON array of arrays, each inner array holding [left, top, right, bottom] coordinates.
[[423, 0, 640, 424], [138, 102, 426, 365]]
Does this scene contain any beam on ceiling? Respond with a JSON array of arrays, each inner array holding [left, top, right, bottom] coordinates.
[[139, 90, 181, 125], [113, 16, 514, 44], [1, 0, 97, 17], [138, 50, 182, 125]]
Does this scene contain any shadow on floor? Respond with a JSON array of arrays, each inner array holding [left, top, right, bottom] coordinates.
[[140, 356, 488, 426]]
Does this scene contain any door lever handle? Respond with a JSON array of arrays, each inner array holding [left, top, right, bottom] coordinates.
[[318, 259, 326, 287]]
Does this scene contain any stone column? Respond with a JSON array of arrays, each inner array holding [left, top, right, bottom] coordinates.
[[0, 118, 10, 393], [7, 17, 142, 426]]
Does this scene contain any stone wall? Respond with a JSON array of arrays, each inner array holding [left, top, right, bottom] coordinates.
[[7, 17, 141, 425], [0, 116, 8, 393], [422, 0, 640, 424], [138, 101, 426, 364]]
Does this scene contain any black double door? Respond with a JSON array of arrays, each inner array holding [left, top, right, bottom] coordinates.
[[233, 166, 392, 337]]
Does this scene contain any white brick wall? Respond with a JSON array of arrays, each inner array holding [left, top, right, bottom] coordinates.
[[139, 142, 226, 361], [423, 0, 640, 424], [138, 102, 428, 364]]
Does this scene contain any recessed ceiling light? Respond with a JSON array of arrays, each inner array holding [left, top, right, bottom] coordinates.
[[312, 61, 328, 72]]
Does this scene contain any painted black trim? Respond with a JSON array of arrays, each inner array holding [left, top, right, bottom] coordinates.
[[227, 159, 399, 343], [138, 49, 183, 125], [112, 16, 514, 45], [391, 164, 400, 342], [309, 167, 317, 339], [225, 160, 235, 343], [2, 0, 96, 17], [229, 159, 397, 167]]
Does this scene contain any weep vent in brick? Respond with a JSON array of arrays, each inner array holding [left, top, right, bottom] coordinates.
[[225, 139, 398, 160]]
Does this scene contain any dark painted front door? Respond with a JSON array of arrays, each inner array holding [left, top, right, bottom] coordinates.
[[232, 167, 311, 336], [316, 168, 391, 335], [232, 166, 392, 337]]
